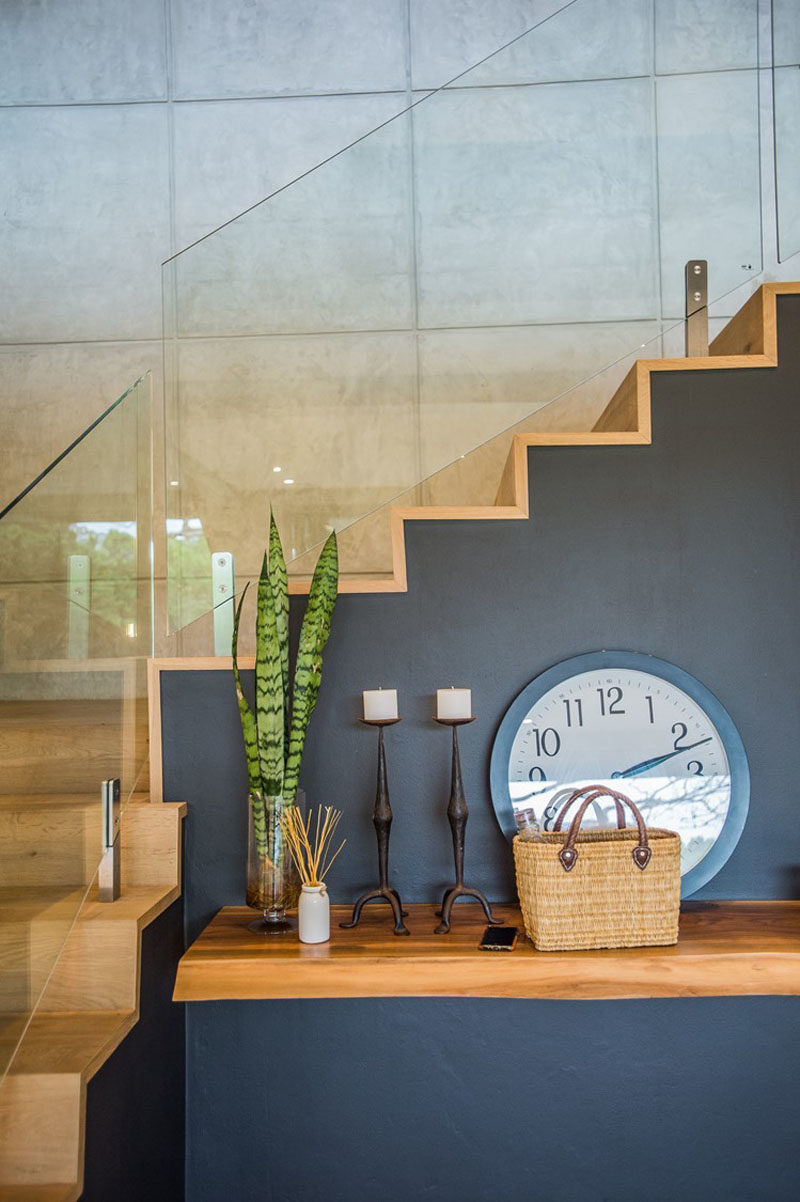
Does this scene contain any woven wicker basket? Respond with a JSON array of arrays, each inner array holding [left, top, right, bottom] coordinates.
[[513, 786, 681, 951]]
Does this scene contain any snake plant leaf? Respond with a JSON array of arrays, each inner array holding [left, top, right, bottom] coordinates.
[[256, 549, 284, 797], [283, 530, 338, 800], [250, 791, 268, 859], [231, 584, 262, 796], [268, 510, 290, 764]]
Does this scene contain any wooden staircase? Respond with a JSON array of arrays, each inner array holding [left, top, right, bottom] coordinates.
[[282, 282, 799, 594], [0, 798, 185, 1200]]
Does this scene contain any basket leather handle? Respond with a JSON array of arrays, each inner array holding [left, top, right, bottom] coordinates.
[[558, 787, 651, 873], [552, 786, 626, 832]]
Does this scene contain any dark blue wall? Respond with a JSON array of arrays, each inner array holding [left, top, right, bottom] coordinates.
[[186, 996, 799, 1202], [163, 297, 800, 1201]]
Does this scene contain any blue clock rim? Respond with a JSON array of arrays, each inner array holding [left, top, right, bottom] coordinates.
[[489, 650, 750, 898]]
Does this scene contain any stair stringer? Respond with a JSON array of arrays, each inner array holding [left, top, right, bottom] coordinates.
[[284, 282, 798, 595], [0, 800, 186, 1201]]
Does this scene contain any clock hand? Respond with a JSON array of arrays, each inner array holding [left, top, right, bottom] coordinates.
[[611, 737, 712, 778]]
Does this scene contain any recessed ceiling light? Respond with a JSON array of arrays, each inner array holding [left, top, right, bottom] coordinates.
[[273, 466, 282, 473], [283, 478, 294, 485], [169, 480, 180, 487]]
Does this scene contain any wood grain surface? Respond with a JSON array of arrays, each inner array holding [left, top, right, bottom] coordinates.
[[0, 803, 186, 1199], [173, 900, 800, 1002]]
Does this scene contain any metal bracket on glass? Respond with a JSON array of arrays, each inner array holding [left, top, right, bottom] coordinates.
[[99, 778, 121, 902], [211, 552, 235, 657], [67, 554, 90, 659], [685, 260, 709, 358]]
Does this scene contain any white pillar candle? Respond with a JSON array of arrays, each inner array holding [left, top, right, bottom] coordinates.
[[436, 688, 472, 720], [362, 688, 398, 721]]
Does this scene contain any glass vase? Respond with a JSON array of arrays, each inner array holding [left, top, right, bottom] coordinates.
[[246, 791, 303, 934]]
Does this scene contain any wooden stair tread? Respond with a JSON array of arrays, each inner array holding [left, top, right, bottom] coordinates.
[[0, 881, 184, 929], [0, 792, 149, 810], [0, 887, 88, 920], [0, 804, 186, 1194], [78, 882, 183, 924], [0, 1185, 76, 1202], [0, 794, 97, 812], [0, 797, 168, 894], [0, 700, 122, 722], [8, 1011, 134, 1077], [0, 1014, 29, 1069], [0, 804, 103, 895]]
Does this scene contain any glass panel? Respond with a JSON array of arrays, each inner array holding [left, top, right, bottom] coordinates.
[[0, 376, 151, 1081], [656, 68, 762, 318], [773, 0, 800, 261], [165, 268, 753, 664], [163, 0, 762, 637], [164, 314, 685, 656]]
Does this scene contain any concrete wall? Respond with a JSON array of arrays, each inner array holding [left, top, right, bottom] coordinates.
[[0, 0, 781, 515]]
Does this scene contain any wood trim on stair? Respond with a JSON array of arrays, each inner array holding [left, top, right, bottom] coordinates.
[[0, 801, 186, 1200], [282, 281, 798, 596]]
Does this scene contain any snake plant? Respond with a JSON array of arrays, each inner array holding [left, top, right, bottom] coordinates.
[[232, 513, 338, 855]]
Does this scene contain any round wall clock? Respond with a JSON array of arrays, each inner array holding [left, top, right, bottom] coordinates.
[[489, 651, 750, 896]]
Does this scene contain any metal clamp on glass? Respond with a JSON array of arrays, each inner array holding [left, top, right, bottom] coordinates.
[[685, 259, 709, 357], [99, 778, 121, 902]]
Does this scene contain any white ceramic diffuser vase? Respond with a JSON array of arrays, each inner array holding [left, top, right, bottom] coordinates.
[[299, 884, 330, 944]]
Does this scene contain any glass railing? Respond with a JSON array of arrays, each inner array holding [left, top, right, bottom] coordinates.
[[163, 291, 741, 658], [773, 0, 800, 261], [0, 375, 152, 1081], [162, 0, 764, 643]]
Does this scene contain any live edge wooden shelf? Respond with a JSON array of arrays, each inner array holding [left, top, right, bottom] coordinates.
[[173, 901, 800, 1002]]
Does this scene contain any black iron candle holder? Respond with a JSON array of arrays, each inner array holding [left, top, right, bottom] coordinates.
[[340, 717, 410, 936], [433, 716, 501, 934]]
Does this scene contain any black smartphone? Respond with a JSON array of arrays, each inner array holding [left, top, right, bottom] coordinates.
[[479, 925, 518, 951]]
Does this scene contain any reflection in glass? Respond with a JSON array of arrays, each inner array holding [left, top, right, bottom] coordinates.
[[510, 775, 730, 876], [506, 667, 734, 878]]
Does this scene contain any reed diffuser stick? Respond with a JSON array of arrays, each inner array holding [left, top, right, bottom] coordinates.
[[281, 805, 346, 887]]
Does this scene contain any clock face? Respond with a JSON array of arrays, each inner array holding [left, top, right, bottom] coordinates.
[[490, 652, 750, 897]]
